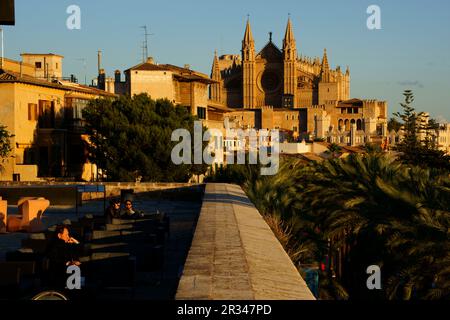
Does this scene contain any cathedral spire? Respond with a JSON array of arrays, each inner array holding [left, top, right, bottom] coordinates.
[[242, 16, 256, 108], [243, 18, 254, 45], [322, 48, 330, 70], [283, 16, 297, 62], [212, 50, 220, 77], [283, 15, 297, 107], [283, 16, 295, 45], [211, 50, 222, 103]]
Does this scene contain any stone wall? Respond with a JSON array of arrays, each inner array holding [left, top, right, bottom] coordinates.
[[0, 182, 203, 205], [176, 183, 315, 300]]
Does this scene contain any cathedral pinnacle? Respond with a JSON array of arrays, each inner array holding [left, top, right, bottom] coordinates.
[[284, 16, 295, 44], [322, 48, 330, 70], [243, 18, 254, 45]]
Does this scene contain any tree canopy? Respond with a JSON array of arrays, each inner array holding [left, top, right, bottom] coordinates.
[[210, 153, 450, 300], [82, 94, 208, 182], [394, 90, 450, 171], [0, 125, 13, 172]]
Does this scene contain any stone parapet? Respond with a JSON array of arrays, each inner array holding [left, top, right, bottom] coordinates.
[[176, 183, 315, 300]]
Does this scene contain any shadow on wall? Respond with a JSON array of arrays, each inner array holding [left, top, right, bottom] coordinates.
[[15, 102, 88, 181]]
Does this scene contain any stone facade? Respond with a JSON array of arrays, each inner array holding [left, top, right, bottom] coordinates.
[[20, 53, 63, 80], [437, 123, 450, 154], [210, 19, 350, 109], [0, 58, 114, 182], [210, 18, 388, 144], [104, 58, 214, 120]]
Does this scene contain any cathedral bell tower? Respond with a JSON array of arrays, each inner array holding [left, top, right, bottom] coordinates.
[[282, 16, 297, 108], [242, 18, 256, 108], [210, 50, 222, 103]]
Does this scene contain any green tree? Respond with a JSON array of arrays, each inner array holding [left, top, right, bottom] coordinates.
[[82, 94, 209, 182], [212, 153, 450, 300], [393, 90, 422, 154], [325, 143, 342, 159], [0, 125, 14, 172], [387, 118, 402, 132], [394, 90, 450, 171], [422, 118, 439, 149], [363, 142, 382, 154]]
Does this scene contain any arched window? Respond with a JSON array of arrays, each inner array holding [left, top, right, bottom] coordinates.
[[338, 119, 344, 130], [357, 119, 362, 130], [344, 119, 350, 131]]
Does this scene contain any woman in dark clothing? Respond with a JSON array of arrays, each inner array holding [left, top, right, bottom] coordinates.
[[120, 200, 145, 219], [105, 198, 121, 224]]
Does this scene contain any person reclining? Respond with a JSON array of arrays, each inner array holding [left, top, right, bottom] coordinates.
[[120, 200, 144, 219]]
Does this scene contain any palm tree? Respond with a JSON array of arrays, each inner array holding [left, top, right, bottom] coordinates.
[[215, 152, 450, 300], [325, 143, 343, 159], [295, 153, 450, 299]]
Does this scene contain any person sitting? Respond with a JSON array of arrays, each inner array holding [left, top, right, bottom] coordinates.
[[120, 200, 144, 219], [105, 198, 121, 224], [46, 225, 82, 288]]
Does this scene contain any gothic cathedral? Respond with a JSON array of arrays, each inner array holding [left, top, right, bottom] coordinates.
[[210, 18, 350, 109]]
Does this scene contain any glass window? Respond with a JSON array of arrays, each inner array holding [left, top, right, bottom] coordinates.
[[28, 103, 38, 121], [197, 107, 206, 120]]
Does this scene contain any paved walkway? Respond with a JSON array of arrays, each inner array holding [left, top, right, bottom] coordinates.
[[176, 183, 315, 300]]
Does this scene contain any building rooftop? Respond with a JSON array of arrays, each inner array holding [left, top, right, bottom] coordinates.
[[125, 61, 215, 84], [20, 53, 64, 58], [0, 69, 115, 97]]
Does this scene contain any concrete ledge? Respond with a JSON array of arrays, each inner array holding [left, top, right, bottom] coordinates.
[[0, 183, 203, 204], [176, 183, 315, 300]]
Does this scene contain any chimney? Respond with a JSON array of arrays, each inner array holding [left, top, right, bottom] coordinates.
[[114, 70, 121, 83], [184, 64, 190, 70], [98, 50, 102, 75], [146, 57, 154, 64], [98, 68, 106, 90]]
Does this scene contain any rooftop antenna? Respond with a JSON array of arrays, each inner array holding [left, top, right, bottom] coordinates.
[[76, 58, 87, 85], [141, 41, 146, 63], [140, 25, 154, 62]]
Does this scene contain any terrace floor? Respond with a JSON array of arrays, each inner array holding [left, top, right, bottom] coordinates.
[[0, 196, 202, 299]]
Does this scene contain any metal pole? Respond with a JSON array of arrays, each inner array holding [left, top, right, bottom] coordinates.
[[1, 27, 4, 69]]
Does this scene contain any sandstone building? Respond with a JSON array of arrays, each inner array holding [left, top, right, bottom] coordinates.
[[0, 54, 114, 182], [211, 18, 388, 142]]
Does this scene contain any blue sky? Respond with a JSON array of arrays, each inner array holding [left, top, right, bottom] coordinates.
[[3, 0, 450, 120]]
